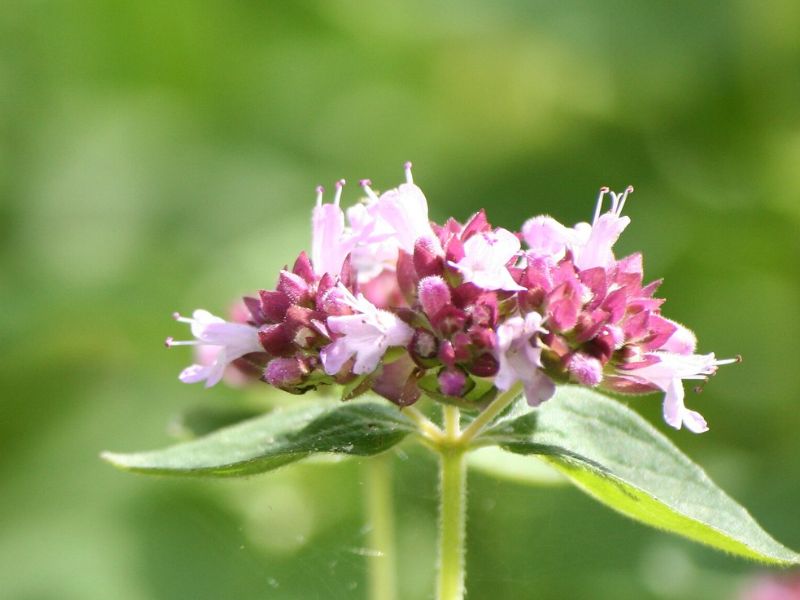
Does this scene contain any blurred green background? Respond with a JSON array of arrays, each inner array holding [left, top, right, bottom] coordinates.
[[2, 1, 799, 598]]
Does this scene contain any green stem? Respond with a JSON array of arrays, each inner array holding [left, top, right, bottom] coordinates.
[[427, 388, 523, 599], [437, 407, 467, 600], [364, 453, 397, 600], [402, 405, 444, 442], [443, 405, 461, 440], [459, 382, 523, 445]]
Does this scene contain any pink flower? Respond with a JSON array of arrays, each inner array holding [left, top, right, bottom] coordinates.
[[312, 164, 439, 284], [521, 215, 574, 262], [167, 310, 263, 388], [571, 186, 633, 271], [494, 312, 556, 406], [452, 228, 525, 292], [619, 351, 735, 433], [366, 162, 438, 253], [608, 319, 736, 433], [351, 163, 441, 281], [321, 287, 414, 375], [521, 186, 632, 271], [346, 200, 398, 282], [659, 320, 698, 355], [311, 181, 361, 278]]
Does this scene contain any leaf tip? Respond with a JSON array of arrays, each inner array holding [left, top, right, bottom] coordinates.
[[99, 450, 128, 468]]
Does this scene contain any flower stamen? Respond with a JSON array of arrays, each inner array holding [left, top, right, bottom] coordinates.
[[404, 161, 414, 184], [333, 179, 346, 206], [359, 178, 379, 202], [164, 337, 199, 348], [714, 356, 741, 366], [593, 186, 610, 224], [610, 185, 634, 216], [315, 185, 324, 208]]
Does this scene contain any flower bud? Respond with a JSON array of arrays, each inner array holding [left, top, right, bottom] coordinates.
[[431, 305, 468, 336], [339, 254, 356, 289], [418, 276, 452, 320], [265, 357, 307, 388], [451, 332, 473, 362], [460, 209, 491, 239], [258, 290, 291, 323], [372, 356, 421, 407], [277, 270, 310, 305], [566, 352, 603, 386], [243, 295, 264, 323], [469, 326, 497, 350], [317, 285, 351, 316], [438, 368, 468, 397], [413, 237, 444, 278], [468, 352, 499, 377], [444, 234, 465, 263], [573, 309, 608, 343], [410, 328, 438, 362], [578, 267, 608, 309], [396, 250, 419, 302], [292, 251, 315, 283], [257, 323, 293, 356], [285, 306, 325, 348], [316, 272, 336, 297], [546, 282, 580, 331], [438, 340, 456, 367], [467, 295, 497, 328], [588, 325, 623, 362]]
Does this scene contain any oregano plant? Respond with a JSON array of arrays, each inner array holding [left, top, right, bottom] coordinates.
[[103, 164, 798, 600]]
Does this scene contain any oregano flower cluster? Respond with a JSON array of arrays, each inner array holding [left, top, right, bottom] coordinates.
[[167, 163, 734, 433]]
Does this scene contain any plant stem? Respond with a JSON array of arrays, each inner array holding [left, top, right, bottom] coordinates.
[[459, 382, 523, 445], [364, 453, 397, 600], [443, 405, 461, 440], [402, 405, 444, 442], [437, 407, 467, 600], [427, 389, 522, 599]]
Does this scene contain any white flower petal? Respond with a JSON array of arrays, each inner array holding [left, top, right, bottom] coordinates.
[[455, 229, 523, 292], [172, 310, 262, 387], [321, 292, 413, 376]]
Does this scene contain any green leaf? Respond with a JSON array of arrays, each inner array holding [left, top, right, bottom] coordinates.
[[102, 401, 414, 478], [167, 405, 265, 439], [484, 386, 799, 565], [468, 446, 566, 486]]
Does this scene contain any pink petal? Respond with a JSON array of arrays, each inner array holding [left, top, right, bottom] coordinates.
[[522, 215, 572, 258], [320, 339, 352, 375], [312, 203, 349, 276]]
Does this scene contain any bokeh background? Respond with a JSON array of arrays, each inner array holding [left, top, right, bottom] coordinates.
[[2, 1, 799, 599]]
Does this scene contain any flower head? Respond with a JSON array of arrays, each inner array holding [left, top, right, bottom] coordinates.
[[168, 167, 735, 430]]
